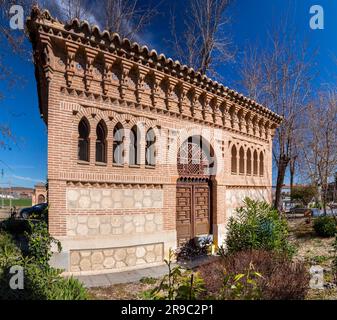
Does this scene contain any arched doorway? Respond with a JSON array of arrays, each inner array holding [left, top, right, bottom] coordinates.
[[176, 136, 215, 246], [38, 194, 46, 203]]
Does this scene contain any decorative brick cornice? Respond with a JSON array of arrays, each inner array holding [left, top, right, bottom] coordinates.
[[26, 6, 282, 133]]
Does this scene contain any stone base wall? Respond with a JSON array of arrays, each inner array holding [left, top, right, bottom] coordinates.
[[225, 187, 270, 219], [70, 243, 163, 272], [66, 213, 163, 236]]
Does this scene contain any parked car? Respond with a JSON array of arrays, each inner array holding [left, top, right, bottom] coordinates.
[[19, 203, 48, 220]]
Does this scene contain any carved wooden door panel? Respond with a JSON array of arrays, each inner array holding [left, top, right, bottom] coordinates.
[[176, 181, 210, 246], [176, 184, 193, 246]]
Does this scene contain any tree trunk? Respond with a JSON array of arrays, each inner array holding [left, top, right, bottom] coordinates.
[[274, 155, 290, 212], [290, 160, 295, 200]]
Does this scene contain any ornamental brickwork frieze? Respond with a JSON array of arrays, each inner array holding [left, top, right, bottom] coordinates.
[[27, 7, 282, 141]]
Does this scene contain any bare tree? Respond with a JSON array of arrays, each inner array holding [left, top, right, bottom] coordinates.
[[103, 0, 157, 42], [60, 0, 94, 22], [298, 90, 337, 213], [240, 23, 315, 211], [170, 0, 234, 78]]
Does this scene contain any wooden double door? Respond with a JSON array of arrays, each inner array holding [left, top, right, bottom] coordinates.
[[176, 180, 212, 246]]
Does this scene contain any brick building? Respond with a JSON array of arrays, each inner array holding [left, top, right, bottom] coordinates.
[[32, 183, 47, 205], [27, 8, 282, 275]]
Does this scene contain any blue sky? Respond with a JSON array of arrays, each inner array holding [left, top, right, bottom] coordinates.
[[0, 0, 336, 188]]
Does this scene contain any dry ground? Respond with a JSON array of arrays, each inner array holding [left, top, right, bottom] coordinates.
[[89, 218, 337, 300]]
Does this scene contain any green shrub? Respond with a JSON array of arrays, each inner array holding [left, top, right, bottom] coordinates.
[[313, 216, 337, 237], [24, 220, 61, 268], [0, 218, 31, 235], [199, 250, 309, 300], [225, 198, 295, 257], [142, 249, 205, 300], [0, 223, 88, 300]]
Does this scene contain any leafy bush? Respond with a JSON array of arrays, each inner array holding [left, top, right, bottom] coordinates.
[[0, 222, 88, 300], [225, 198, 295, 257], [0, 218, 31, 235], [175, 236, 212, 261], [291, 185, 318, 206], [199, 250, 309, 300], [24, 220, 61, 268], [313, 216, 337, 237], [143, 249, 205, 300]]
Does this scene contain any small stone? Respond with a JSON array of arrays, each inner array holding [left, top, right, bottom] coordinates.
[[134, 190, 144, 201], [153, 201, 163, 208], [78, 215, 88, 223], [154, 214, 163, 225], [136, 246, 146, 258], [115, 261, 126, 268], [102, 189, 111, 197], [100, 216, 111, 224], [103, 257, 115, 268], [113, 202, 122, 209], [67, 216, 78, 230], [70, 252, 80, 265], [136, 258, 146, 265], [123, 189, 133, 197], [111, 216, 122, 227], [88, 228, 99, 236], [114, 248, 127, 261], [143, 197, 152, 207], [103, 249, 114, 257], [124, 222, 135, 234], [91, 252, 104, 264], [70, 266, 81, 272], [67, 189, 79, 201], [145, 251, 156, 263], [134, 215, 145, 226], [147, 245, 154, 251], [136, 226, 145, 233], [146, 214, 154, 221], [123, 197, 134, 208], [112, 190, 122, 201], [102, 197, 113, 208], [152, 190, 163, 201], [112, 227, 123, 235], [78, 196, 91, 209], [145, 221, 156, 233], [126, 255, 137, 266], [80, 258, 91, 271], [92, 264, 104, 270], [100, 223, 111, 235], [80, 251, 91, 257], [135, 202, 143, 208], [124, 215, 133, 222], [154, 244, 163, 256], [90, 189, 102, 202], [90, 202, 101, 209], [126, 247, 136, 254], [77, 224, 88, 236], [88, 216, 100, 229]]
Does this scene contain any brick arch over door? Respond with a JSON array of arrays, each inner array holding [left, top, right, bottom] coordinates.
[[176, 135, 216, 246]]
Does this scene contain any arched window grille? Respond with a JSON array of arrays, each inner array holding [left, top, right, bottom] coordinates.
[[96, 120, 107, 163], [253, 150, 258, 176], [113, 122, 124, 165], [145, 128, 156, 166], [78, 118, 90, 162], [259, 152, 264, 176], [239, 147, 245, 174], [129, 125, 140, 165], [246, 148, 252, 175], [231, 145, 237, 174]]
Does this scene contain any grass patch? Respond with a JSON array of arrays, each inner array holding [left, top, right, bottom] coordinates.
[[1, 198, 32, 207]]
